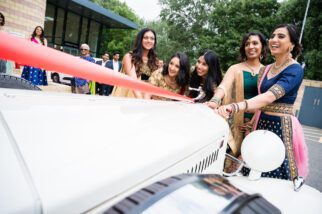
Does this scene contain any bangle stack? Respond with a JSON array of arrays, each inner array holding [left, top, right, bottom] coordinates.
[[229, 103, 239, 116], [229, 100, 248, 116], [210, 96, 222, 105]]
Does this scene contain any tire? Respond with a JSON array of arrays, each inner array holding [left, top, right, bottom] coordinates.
[[51, 73, 60, 83], [0, 74, 41, 91]]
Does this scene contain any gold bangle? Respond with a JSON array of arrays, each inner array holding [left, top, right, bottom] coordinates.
[[244, 100, 248, 111], [235, 103, 240, 113]]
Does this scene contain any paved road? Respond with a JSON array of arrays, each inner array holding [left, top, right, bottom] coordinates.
[[303, 125, 322, 192]]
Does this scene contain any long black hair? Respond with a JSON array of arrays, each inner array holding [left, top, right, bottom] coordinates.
[[238, 32, 268, 62], [189, 50, 222, 102], [32, 26, 45, 45], [0, 12, 5, 26], [271, 24, 302, 59], [131, 28, 158, 73], [162, 52, 190, 89]]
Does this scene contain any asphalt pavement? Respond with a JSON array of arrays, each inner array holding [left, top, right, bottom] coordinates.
[[303, 125, 322, 192]]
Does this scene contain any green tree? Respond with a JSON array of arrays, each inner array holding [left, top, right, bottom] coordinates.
[[160, 0, 280, 71], [91, 0, 143, 57], [210, 0, 280, 70], [145, 20, 178, 62], [278, 0, 322, 80]]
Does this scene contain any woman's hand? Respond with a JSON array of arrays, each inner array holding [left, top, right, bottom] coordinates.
[[205, 101, 220, 109], [238, 124, 248, 133], [217, 104, 232, 119], [239, 122, 253, 136]]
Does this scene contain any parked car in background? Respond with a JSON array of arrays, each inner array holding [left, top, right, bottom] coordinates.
[[50, 71, 73, 85], [50, 58, 102, 86]]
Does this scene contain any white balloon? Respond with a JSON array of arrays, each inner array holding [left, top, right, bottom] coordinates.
[[241, 130, 285, 173]]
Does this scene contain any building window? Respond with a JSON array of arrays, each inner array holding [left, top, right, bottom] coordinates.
[[65, 12, 81, 45], [88, 20, 100, 56], [44, 4, 55, 44], [55, 8, 65, 45], [80, 17, 89, 44]]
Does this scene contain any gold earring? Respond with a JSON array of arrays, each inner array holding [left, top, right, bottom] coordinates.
[[288, 46, 293, 59]]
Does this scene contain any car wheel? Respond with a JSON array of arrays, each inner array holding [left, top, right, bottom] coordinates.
[[52, 73, 60, 83], [0, 74, 41, 90]]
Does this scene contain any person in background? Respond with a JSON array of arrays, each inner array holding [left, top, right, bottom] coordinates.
[[217, 24, 308, 182], [207, 32, 268, 157], [189, 50, 222, 103], [144, 52, 190, 101], [21, 26, 48, 85], [96, 52, 110, 95], [156, 59, 164, 72], [105, 51, 122, 95], [112, 28, 159, 98], [0, 12, 7, 73], [74, 43, 95, 94]]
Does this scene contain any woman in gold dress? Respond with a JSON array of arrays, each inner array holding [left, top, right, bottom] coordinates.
[[112, 28, 159, 98], [144, 52, 190, 101]]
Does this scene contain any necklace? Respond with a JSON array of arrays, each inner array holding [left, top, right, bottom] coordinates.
[[166, 76, 177, 88], [270, 58, 291, 75], [244, 61, 261, 76]]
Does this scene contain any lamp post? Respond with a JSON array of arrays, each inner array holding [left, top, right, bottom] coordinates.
[[299, 0, 311, 44]]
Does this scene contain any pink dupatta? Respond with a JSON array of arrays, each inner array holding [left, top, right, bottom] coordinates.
[[253, 64, 309, 178]]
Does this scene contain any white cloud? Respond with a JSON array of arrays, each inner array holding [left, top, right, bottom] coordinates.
[[121, 0, 161, 21]]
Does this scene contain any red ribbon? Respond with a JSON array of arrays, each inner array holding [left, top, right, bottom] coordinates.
[[0, 32, 192, 102]]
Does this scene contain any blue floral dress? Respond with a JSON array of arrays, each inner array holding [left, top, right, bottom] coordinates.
[[21, 38, 48, 85]]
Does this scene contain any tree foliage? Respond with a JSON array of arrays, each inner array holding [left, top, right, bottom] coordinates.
[[159, 0, 280, 71], [278, 0, 322, 80], [145, 20, 178, 62], [91, 0, 143, 57]]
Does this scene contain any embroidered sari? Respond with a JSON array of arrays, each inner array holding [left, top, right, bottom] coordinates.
[[246, 63, 309, 180], [112, 58, 153, 98], [148, 70, 184, 101], [220, 63, 258, 155]]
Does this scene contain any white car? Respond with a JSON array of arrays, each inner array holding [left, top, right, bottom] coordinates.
[[0, 88, 321, 214], [50, 71, 73, 85]]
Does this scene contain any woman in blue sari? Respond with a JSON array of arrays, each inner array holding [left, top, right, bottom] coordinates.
[[217, 24, 308, 183], [21, 26, 48, 85]]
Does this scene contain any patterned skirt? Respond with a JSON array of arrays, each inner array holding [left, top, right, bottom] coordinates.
[[21, 66, 48, 86], [242, 113, 298, 180]]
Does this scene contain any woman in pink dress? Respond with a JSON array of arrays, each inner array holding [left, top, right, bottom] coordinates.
[[21, 26, 48, 85]]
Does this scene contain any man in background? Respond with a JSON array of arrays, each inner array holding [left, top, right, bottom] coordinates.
[[74, 44, 95, 94], [95, 52, 110, 95], [106, 52, 122, 95]]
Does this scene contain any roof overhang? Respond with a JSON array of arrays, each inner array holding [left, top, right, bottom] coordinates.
[[48, 0, 138, 29]]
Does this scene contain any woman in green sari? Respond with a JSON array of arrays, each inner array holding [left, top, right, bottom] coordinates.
[[207, 32, 268, 156]]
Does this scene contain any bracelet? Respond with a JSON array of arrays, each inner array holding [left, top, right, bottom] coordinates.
[[229, 103, 239, 117], [230, 103, 236, 116], [210, 96, 222, 105], [244, 100, 248, 111], [235, 103, 240, 113]]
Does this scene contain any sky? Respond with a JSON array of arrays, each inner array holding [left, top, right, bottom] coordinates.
[[121, 0, 162, 21]]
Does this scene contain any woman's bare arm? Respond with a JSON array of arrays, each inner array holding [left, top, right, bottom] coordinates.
[[122, 53, 143, 99]]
